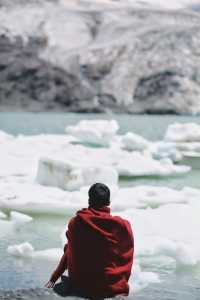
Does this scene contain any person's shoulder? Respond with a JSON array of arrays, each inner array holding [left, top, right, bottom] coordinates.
[[68, 208, 88, 227], [68, 215, 76, 228], [112, 214, 131, 227]]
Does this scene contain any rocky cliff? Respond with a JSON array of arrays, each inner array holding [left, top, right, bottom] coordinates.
[[0, 0, 200, 113]]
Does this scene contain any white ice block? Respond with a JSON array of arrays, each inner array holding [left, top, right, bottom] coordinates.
[[165, 123, 200, 143], [65, 119, 119, 146], [36, 157, 118, 191], [121, 132, 150, 151]]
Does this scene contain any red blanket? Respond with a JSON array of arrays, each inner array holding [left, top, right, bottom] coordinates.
[[66, 206, 134, 298]]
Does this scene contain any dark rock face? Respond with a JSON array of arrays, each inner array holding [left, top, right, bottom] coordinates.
[[134, 71, 183, 101], [0, 1, 200, 113], [0, 35, 95, 112]]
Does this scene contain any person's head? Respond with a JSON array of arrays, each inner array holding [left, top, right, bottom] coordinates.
[[88, 183, 110, 209]]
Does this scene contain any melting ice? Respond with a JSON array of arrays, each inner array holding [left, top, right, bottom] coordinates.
[[1, 119, 200, 294]]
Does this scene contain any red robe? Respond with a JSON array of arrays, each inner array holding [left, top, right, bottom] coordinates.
[[65, 206, 134, 298]]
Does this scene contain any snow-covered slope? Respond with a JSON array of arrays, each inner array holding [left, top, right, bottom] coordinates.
[[1, 0, 200, 113]]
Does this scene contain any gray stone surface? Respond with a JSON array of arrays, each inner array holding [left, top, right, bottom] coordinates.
[[0, 283, 199, 300], [0, 1, 200, 113], [0, 288, 126, 300]]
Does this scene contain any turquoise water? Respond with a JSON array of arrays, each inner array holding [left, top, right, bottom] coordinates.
[[0, 113, 200, 299], [1, 113, 200, 140]]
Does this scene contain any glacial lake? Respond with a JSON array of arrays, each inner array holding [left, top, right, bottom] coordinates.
[[0, 113, 200, 300]]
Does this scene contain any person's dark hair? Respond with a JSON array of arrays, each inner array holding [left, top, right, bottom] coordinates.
[[88, 183, 110, 209]]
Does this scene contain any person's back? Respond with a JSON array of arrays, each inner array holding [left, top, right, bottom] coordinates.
[[67, 205, 134, 298], [46, 183, 134, 298]]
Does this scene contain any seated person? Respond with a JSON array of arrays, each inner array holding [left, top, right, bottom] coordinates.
[[45, 183, 134, 298]]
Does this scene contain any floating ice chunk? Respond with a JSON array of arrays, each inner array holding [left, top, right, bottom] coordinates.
[[0, 133, 75, 178], [10, 211, 33, 223], [36, 158, 82, 191], [150, 142, 183, 163], [165, 123, 200, 142], [123, 201, 200, 270], [152, 240, 197, 267], [164, 123, 200, 166], [10, 211, 33, 226], [0, 131, 13, 144], [136, 238, 197, 268], [129, 262, 160, 293], [7, 242, 34, 258], [173, 142, 200, 153], [7, 242, 63, 261], [65, 120, 119, 146], [33, 248, 63, 261], [36, 157, 118, 190], [121, 132, 150, 152], [0, 131, 190, 181], [116, 152, 190, 177], [172, 145, 200, 169], [183, 186, 200, 198], [1, 181, 199, 215], [0, 211, 7, 219], [113, 185, 189, 211], [175, 244, 197, 267], [0, 181, 85, 215], [181, 152, 200, 169]]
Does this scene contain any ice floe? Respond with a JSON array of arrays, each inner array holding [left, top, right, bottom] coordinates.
[[115, 152, 190, 177], [0, 130, 13, 143], [164, 122, 200, 167], [10, 211, 33, 225], [120, 132, 150, 152], [65, 119, 119, 146], [0, 126, 191, 185], [7, 242, 34, 258], [149, 142, 183, 163], [1, 182, 200, 215], [0, 182, 73, 215], [136, 237, 197, 267], [36, 157, 118, 191], [0, 212, 32, 235], [165, 123, 200, 143], [122, 201, 200, 270], [180, 152, 200, 169], [0, 133, 76, 178], [7, 242, 63, 261], [36, 150, 190, 191], [130, 262, 160, 293]]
